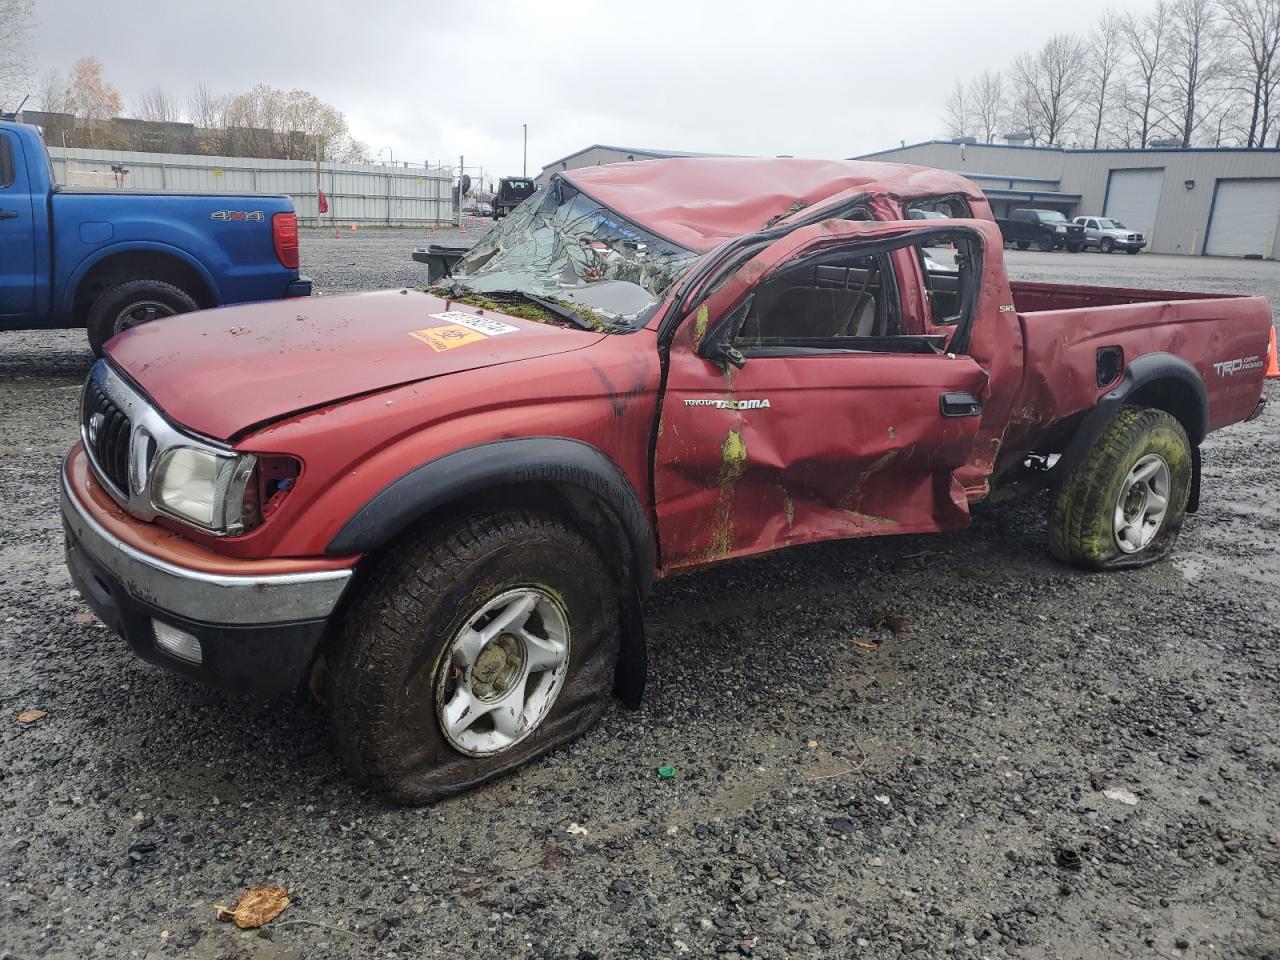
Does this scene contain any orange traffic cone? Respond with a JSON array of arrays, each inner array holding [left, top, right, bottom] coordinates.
[[1267, 326, 1280, 379]]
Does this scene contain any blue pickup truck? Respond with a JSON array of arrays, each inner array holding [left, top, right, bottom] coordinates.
[[0, 119, 310, 354]]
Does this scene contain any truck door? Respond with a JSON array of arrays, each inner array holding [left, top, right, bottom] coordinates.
[[653, 218, 1001, 573], [0, 128, 36, 318]]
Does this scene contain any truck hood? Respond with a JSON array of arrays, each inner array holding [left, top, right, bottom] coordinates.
[[106, 290, 605, 440]]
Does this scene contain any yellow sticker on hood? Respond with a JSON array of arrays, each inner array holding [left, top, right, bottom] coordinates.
[[409, 324, 487, 351]]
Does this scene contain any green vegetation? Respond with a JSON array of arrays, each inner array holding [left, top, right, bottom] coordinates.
[[424, 287, 605, 330]]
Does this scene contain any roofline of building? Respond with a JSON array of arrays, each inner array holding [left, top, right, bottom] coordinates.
[[961, 172, 1062, 186], [855, 138, 1280, 159], [538, 143, 726, 172]]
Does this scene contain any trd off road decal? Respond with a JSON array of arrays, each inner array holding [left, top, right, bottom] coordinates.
[[409, 312, 520, 352], [683, 398, 772, 410], [1213, 356, 1263, 376]]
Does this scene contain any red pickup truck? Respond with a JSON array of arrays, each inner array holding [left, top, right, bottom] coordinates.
[[62, 158, 1272, 802]]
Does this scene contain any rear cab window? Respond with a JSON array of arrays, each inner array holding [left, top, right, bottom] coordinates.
[[0, 133, 14, 188]]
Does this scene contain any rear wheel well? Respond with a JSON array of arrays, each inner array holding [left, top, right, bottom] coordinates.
[[1126, 377, 1205, 446], [72, 251, 214, 327]]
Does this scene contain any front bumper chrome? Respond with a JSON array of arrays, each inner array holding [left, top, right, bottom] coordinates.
[[61, 455, 351, 625]]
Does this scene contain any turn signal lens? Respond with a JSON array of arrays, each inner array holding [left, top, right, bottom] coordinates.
[[153, 620, 202, 664]]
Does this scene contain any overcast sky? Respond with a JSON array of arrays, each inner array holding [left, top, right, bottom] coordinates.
[[33, 0, 1138, 178]]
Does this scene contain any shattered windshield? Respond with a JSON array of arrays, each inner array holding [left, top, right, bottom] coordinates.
[[449, 178, 701, 330]]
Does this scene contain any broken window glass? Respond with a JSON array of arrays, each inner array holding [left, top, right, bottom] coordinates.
[[451, 179, 701, 330]]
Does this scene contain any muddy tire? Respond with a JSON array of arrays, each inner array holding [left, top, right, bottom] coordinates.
[[1049, 407, 1193, 570], [326, 511, 619, 804], [87, 279, 199, 356]]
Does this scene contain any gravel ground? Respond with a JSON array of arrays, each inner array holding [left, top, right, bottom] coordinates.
[[2, 229, 1278, 960]]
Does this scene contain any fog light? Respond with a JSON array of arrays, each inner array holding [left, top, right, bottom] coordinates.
[[152, 620, 202, 664]]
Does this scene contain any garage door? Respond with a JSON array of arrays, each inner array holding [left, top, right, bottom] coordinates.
[[1205, 179, 1280, 257], [1104, 168, 1164, 240]]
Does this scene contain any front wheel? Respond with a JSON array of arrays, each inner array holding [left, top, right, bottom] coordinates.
[[326, 511, 620, 803], [1039, 236, 1055, 252], [1067, 242, 1084, 253], [1049, 407, 1193, 570], [1126, 247, 1140, 254], [1100, 237, 1114, 254], [86, 279, 199, 356], [1016, 241, 1031, 251]]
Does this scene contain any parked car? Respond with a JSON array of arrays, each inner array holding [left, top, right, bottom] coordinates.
[[492, 177, 536, 218], [474, 201, 493, 217], [1074, 216, 1146, 254], [996, 208, 1086, 252], [0, 120, 311, 355], [62, 158, 1271, 802]]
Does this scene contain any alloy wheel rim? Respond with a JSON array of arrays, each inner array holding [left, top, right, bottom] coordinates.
[[434, 587, 572, 757], [114, 300, 177, 334], [1113, 453, 1171, 554]]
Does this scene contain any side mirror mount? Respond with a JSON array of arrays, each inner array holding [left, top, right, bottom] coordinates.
[[706, 340, 747, 369], [696, 294, 752, 369]]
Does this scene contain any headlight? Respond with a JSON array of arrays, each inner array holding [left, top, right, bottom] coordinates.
[[1055, 225, 1067, 232], [150, 447, 256, 534]]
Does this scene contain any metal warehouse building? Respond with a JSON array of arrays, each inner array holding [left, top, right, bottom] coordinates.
[[535, 144, 729, 186], [859, 140, 1280, 258]]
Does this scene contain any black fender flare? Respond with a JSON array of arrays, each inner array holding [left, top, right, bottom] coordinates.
[[1053, 352, 1207, 505], [326, 437, 654, 706]]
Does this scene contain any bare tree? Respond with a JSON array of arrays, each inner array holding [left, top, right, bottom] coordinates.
[[1221, 0, 1280, 145], [135, 86, 181, 124], [1121, 2, 1172, 146], [0, 0, 34, 112], [33, 69, 68, 113], [1084, 11, 1127, 146], [942, 80, 973, 138], [1159, 0, 1225, 146], [1005, 69, 1045, 144], [188, 82, 228, 129], [1010, 34, 1089, 145], [972, 70, 1004, 143]]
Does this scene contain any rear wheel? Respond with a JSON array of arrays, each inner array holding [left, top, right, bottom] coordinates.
[[86, 279, 198, 356], [326, 511, 620, 804], [1049, 407, 1192, 570], [1100, 237, 1114, 253]]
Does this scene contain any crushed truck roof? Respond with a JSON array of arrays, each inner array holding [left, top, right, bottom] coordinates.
[[560, 157, 985, 253]]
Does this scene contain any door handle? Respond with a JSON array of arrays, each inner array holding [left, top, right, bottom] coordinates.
[[940, 392, 983, 417], [0, 210, 18, 219]]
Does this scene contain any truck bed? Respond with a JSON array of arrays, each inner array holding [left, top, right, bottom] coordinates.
[[1000, 281, 1272, 466]]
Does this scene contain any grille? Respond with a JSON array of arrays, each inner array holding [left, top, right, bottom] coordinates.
[[82, 377, 132, 494]]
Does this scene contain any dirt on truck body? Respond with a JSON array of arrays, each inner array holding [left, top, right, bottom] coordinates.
[[62, 156, 1272, 802]]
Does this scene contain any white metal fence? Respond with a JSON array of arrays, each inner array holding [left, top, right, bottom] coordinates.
[[46, 146, 457, 226]]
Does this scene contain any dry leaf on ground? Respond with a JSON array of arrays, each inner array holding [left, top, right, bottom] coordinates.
[[870, 613, 909, 636], [17, 710, 47, 724], [214, 886, 290, 929]]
